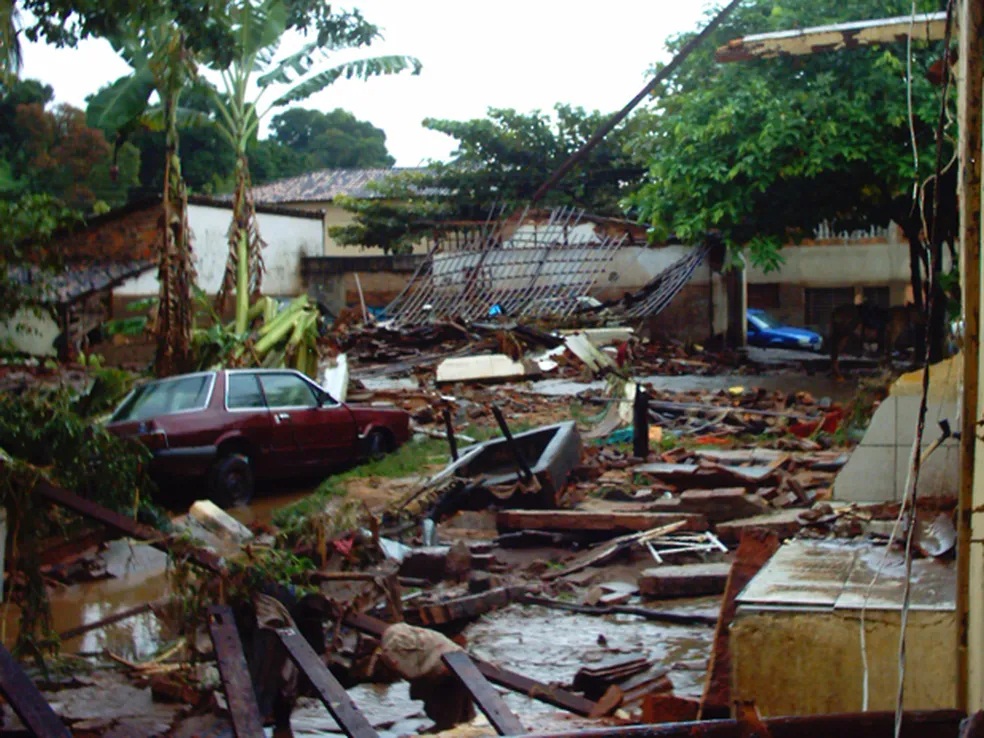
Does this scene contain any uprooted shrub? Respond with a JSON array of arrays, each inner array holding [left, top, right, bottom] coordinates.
[[0, 387, 165, 666]]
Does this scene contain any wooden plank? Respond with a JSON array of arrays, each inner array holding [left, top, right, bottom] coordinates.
[[276, 627, 378, 738], [340, 611, 597, 717], [35, 480, 224, 574], [0, 641, 71, 737], [406, 586, 527, 626], [442, 651, 524, 736], [496, 510, 707, 533], [473, 659, 596, 717], [639, 563, 732, 599], [207, 606, 265, 738], [700, 528, 780, 715]]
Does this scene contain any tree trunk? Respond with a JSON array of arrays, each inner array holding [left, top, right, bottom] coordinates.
[[216, 152, 266, 334], [155, 98, 195, 377]]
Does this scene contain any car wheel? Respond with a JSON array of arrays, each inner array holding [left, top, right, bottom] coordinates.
[[208, 453, 254, 508], [367, 430, 394, 461]]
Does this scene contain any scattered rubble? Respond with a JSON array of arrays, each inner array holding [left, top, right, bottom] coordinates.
[[0, 318, 954, 737]]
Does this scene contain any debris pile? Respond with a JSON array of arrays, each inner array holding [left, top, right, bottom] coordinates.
[[1, 318, 953, 738]]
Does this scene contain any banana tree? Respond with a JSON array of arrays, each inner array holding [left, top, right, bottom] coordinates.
[[88, 21, 199, 376], [0, 0, 20, 82], [203, 0, 421, 334]]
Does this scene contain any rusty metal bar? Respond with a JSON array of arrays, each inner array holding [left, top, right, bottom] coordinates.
[[276, 627, 378, 738], [442, 651, 524, 736], [529, 0, 743, 204], [0, 642, 71, 737], [207, 606, 265, 738], [491, 405, 533, 483], [521, 709, 966, 738]]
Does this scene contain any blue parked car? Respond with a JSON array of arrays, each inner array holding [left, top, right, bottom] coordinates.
[[747, 309, 824, 352]]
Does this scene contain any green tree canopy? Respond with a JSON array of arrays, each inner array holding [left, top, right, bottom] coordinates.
[[269, 107, 395, 169], [626, 0, 952, 271], [333, 104, 645, 253]]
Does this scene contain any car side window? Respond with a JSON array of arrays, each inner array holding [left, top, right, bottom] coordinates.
[[227, 374, 266, 410], [259, 374, 318, 408]]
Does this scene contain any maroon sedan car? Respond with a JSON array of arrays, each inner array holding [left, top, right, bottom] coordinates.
[[107, 369, 411, 507]]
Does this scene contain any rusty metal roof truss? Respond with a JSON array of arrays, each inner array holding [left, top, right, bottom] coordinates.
[[384, 207, 626, 326]]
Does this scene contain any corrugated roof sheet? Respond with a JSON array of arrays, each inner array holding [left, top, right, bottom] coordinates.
[[250, 167, 424, 204], [9, 260, 154, 306]]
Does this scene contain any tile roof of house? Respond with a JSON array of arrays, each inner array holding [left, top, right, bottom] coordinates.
[[250, 167, 424, 204], [9, 260, 154, 306]]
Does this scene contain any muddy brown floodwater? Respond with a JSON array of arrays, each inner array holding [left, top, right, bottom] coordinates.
[[277, 601, 720, 736]]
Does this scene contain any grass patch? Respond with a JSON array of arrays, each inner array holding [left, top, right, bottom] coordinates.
[[272, 435, 451, 529]]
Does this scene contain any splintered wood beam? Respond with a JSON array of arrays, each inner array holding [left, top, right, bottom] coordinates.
[[35, 480, 224, 574], [700, 528, 781, 715], [442, 651, 525, 736], [0, 642, 71, 737], [715, 12, 948, 62], [207, 606, 265, 738], [473, 659, 596, 717], [276, 627, 378, 738]]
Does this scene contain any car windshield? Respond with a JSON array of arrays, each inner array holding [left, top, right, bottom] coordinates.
[[111, 374, 213, 422], [750, 310, 783, 329]]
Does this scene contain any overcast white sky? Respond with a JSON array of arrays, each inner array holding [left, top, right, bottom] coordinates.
[[20, 1, 714, 167]]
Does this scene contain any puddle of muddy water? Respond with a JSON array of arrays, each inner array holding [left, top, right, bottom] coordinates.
[[283, 600, 718, 735], [2, 540, 171, 662], [463, 602, 716, 716]]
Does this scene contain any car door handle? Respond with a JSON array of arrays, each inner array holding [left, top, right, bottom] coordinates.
[[274, 412, 290, 422]]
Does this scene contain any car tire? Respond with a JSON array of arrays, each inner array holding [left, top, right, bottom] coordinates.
[[208, 453, 254, 508], [367, 430, 394, 461]]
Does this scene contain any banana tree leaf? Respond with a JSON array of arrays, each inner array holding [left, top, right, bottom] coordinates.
[[86, 68, 156, 132], [269, 55, 422, 107], [237, 0, 288, 60], [255, 40, 321, 87]]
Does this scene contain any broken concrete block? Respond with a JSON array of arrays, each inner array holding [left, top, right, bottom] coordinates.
[[713, 509, 804, 544], [445, 541, 472, 581], [641, 694, 700, 723], [188, 500, 253, 544], [639, 563, 732, 598], [398, 546, 450, 582], [677, 487, 770, 522], [436, 354, 534, 383]]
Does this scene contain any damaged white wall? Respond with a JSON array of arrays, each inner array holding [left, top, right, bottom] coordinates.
[[116, 203, 324, 298], [834, 355, 961, 502]]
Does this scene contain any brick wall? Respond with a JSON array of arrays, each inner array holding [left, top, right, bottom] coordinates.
[[56, 204, 160, 262]]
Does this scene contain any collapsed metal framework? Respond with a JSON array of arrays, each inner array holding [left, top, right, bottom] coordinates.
[[620, 242, 710, 319], [384, 207, 626, 326], [383, 207, 712, 327]]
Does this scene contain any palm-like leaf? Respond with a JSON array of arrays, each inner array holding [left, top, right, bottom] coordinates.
[[86, 69, 157, 132], [270, 55, 422, 107]]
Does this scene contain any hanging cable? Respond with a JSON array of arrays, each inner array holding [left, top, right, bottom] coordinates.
[[893, 3, 955, 737]]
